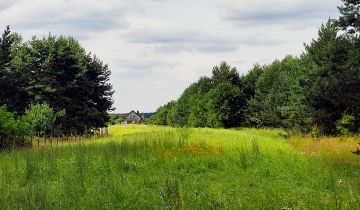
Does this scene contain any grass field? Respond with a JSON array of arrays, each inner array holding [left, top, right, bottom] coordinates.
[[0, 125, 359, 209]]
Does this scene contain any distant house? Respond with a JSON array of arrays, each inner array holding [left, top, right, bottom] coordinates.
[[123, 110, 144, 124]]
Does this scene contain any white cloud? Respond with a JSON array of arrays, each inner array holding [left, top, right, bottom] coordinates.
[[123, 28, 284, 54], [0, 0, 341, 112], [0, 0, 18, 11], [0, 0, 135, 39]]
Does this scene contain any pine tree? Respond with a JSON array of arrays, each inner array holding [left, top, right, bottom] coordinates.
[[338, 0, 360, 34], [0, 26, 30, 114]]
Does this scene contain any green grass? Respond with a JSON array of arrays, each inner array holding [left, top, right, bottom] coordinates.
[[0, 125, 359, 209]]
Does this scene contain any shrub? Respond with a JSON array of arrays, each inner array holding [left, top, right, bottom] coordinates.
[[311, 125, 320, 140], [108, 114, 124, 125], [336, 115, 356, 135], [23, 103, 65, 138], [0, 106, 33, 149]]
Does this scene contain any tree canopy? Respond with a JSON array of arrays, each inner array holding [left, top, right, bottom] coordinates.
[[0, 27, 113, 139], [149, 0, 360, 135]]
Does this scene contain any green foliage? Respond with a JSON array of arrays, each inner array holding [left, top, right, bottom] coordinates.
[[211, 61, 242, 87], [0, 106, 33, 149], [147, 101, 176, 126], [0, 103, 65, 149], [246, 56, 312, 133], [311, 126, 321, 140], [206, 82, 245, 128], [241, 64, 265, 100], [183, 77, 212, 127], [1, 27, 113, 135], [336, 115, 356, 135], [151, 4, 360, 136], [150, 62, 246, 128], [3, 0, 360, 137], [108, 114, 124, 125], [338, 0, 360, 34], [0, 26, 13, 68], [173, 96, 190, 127], [0, 26, 29, 114], [23, 103, 65, 137], [304, 20, 360, 134]]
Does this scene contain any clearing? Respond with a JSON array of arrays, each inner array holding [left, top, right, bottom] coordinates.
[[0, 125, 359, 209]]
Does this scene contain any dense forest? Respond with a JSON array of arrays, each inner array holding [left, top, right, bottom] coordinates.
[[0, 28, 113, 148], [1, 0, 360, 150], [148, 0, 360, 136]]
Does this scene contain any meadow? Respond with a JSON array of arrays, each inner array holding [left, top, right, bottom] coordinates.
[[0, 125, 359, 209]]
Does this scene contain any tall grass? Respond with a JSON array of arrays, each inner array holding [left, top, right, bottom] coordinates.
[[0, 125, 359, 209]]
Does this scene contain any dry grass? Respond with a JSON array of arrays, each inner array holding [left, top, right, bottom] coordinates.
[[291, 135, 359, 154], [290, 135, 360, 164]]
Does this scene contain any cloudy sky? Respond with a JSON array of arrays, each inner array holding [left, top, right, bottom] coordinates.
[[0, 0, 340, 113]]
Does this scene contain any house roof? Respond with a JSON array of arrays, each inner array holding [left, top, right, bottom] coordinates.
[[123, 110, 144, 120]]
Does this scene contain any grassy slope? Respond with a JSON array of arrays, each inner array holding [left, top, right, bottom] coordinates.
[[0, 125, 359, 209]]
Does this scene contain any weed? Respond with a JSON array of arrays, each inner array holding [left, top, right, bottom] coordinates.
[[160, 178, 183, 210], [252, 138, 260, 159]]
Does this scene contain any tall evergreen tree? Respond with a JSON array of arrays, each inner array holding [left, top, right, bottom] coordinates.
[[304, 21, 356, 134], [338, 0, 360, 34], [0, 26, 12, 70], [0, 26, 14, 110], [241, 64, 264, 100], [14, 35, 113, 134], [0, 26, 29, 114]]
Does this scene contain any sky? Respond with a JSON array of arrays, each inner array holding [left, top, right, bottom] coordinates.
[[0, 0, 340, 113]]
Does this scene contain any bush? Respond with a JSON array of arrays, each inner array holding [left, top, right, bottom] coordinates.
[[311, 125, 320, 140], [336, 115, 356, 135], [0, 106, 33, 149], [23, 103, 65, 137], [108, 114, 124, 125]]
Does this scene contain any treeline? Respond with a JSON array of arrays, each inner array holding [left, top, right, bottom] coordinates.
[[0, 27, 113, 148], [148, 0, 360, 135], [109, 114, 125, 125]]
